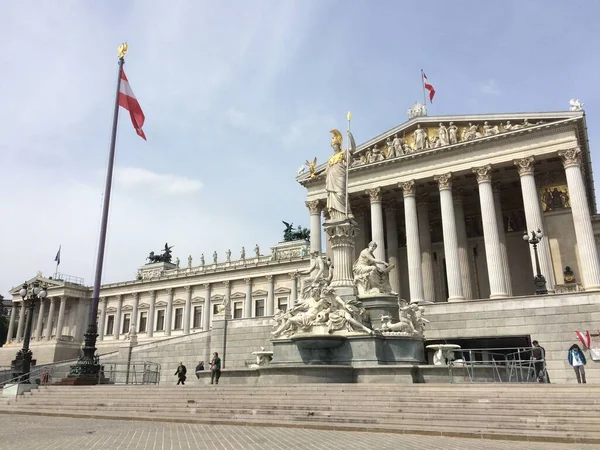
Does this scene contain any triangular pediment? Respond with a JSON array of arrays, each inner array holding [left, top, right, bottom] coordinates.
[[298, 110, 583, 184], [155, 300, 168, 307], [274, 287, 291, 295], [122, 305, 133, 311], [8, 272, 74, 295], [191, 296, 205, 304], [252, 289, 268, 297], [211, 294, 224, 301], [231, 291, 246, 299], [173, 298, 186, 305], [138, 303, 149, 309]]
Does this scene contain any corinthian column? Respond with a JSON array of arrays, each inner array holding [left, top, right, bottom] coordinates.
[[165, 288, 173, 336], [202, 284, 211, 330], [434, 173, 464, 302], [306, 200, 323, 254], [289, 272, 298, 308], [113, 295, 122, 339], [183, 287, 191, 334], [7, 305, 17, 342], [55, 296, 67, 339], [34, 299, 46, 341], [266, 276, 275, 316], [366, 187, 385, 261], [558, 147, 600, 291], [132, 292, 140, 334], [514, 157, 556, 290], [417, 194, 435, 302], [473, 165, 508, 299], [453, 187, 473, 299], [401, 181, 424, 303], [147, 291, 156, 338], [384, 200, 400, 295], [244, 278, 252, 318], [493, 182, 513, 296]]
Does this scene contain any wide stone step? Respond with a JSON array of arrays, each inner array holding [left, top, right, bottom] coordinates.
[[1, 407, 599, 444]]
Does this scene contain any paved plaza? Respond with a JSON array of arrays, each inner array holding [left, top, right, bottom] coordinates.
[[0, 415, 593, 450]]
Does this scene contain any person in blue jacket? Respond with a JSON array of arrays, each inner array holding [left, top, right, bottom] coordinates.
[[567, 344, 587, 384]]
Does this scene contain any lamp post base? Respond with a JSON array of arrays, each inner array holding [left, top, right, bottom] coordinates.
[[56, 326, 108, 385], [534, 275, 548, 295], [10, 349, 33, 384]]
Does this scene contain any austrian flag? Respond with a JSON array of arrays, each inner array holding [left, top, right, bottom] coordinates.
[[422, 72, 436, 103], [118, 70, 146, 140]]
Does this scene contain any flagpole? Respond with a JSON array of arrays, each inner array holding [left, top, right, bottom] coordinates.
[[72, 43, 127, 382], [345, 111, 351, 218], [421, 69, 427, 106]]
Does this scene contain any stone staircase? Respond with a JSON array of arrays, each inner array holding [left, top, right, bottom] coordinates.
[[1, 384, 599, 444]]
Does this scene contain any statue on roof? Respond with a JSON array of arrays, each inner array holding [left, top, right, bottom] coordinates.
[[407, 102, 427, 119], [569, 99, 584, 111], [146, 243, 174, 264]]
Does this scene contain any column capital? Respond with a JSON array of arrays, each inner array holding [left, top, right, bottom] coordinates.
[[514, 156, 535, 176], [400, 180, 416, 198], [473, 164, 492, 184], [165, 288, 173, 295], [266, 274, 274, 282], [114, 295, 122, 302], [305, 199, 323, 215], [99, 296, 106, 303], [203, 283, 210, 289], [184, 285, 191, 292], [434, 173, 452, 191], [288, 272, 297, 280], [244, 277, 252, 285], [223, 280, 230, 287], [558, 147, 582, 169], [148, 290, 156, 297], [416, 192, 429, 209], [366, 187, 382, 203], [132, 292, 140, 300]]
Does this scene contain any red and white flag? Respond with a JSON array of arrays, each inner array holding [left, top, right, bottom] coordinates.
[[118, 70, 146, 140], [576, 330, 591, 350], [422, 71, 436, 103]]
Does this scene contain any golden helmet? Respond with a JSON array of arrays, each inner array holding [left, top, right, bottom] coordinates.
[[329, 129, 343, 148]]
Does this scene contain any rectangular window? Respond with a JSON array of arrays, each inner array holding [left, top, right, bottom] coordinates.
[[174, 307, 183, 330], [233, 302, 243, 319], [277, 297, 288, 313], [122, 313, 131, 334], [255, 299, 265, 317], [106, 315, 115, 336], [193, 306, 202, 328], [139, 311, 147, 333], [213, 304, 220, 315], [156, 310, 165, 331]]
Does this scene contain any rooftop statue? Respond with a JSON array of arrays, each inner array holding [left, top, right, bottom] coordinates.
[[146, 243, 174, 264], [282, 221, 310, 242], [569, 98, 584, 111]]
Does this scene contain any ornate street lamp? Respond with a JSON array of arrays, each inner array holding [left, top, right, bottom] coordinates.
[[11, 282, 47, 383], [523, 229, 548, 295]]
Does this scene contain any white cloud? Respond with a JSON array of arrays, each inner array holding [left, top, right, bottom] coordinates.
[[115, 167, 203, 195], [480, 79, 501, 95]]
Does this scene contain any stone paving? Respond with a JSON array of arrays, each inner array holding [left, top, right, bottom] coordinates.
[[0, 415, 594, 450]]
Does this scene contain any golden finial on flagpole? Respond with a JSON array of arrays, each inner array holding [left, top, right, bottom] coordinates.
[[117, 42, 129, 60]]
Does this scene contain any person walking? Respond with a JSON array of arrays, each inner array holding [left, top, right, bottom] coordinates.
[[568, 344, 587, 384], [174, 362, 187, 385], [532, 340, 550, 383], [210, 352, 221, 385]]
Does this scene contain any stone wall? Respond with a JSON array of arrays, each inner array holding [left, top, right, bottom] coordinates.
[[425, 292, 600, 384]]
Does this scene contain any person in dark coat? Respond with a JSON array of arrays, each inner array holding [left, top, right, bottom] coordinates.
[[175, 362, 187, 385], [532, 340, 550, 383], [195, 361, 205, 379]]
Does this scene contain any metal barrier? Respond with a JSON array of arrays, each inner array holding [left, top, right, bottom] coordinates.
[[448, 347, 549, 383], [0, 359, 161, 387]]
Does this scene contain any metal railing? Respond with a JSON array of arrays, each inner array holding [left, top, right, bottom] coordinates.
[[448, 347, 549, 383], [0, 360, 161, 388]]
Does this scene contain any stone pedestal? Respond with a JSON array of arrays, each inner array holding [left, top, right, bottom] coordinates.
[[358, 294, 399, 330], [324, 219, 359, 298]]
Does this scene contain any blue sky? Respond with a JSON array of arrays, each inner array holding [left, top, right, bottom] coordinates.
[[2, 1, 599, 296]]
